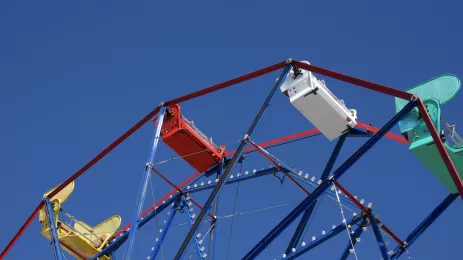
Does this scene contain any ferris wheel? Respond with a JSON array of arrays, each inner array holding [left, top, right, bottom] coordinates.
[[1, 59, 462, 260]]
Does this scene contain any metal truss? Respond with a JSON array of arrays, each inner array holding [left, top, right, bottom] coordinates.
[[1, 59, 461, 260]]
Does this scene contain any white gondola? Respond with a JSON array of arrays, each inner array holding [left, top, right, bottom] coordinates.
[[280, 61, 357, 141]]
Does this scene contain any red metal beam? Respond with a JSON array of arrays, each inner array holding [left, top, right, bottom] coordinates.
[[143, 171, 202, 216], [113, 125, 407, 239], [60, 240, 87, 260], [417, 99, 463, 199], [2, 124, 407, 258], [293, 60, 414, 101], [225, 123, 406, 157], [225, 129, 320, 156], [151, 168, 216, 220], [113, 130, 322, 239], [284, 174, 311, 196], [247, 140, 312, 196], [0, 59, 419, 258], [113, 170, 203, 239], [333, 182, 368, 214], [247, 141, 281, 170], [334, 182, 406, 247], [0, 202, 45, 260], [357, 122, 408, 144], [0, 61, 286, 259], [165, 62, 286, 106]]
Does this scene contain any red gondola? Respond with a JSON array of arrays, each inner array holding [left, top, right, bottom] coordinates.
[[154, 104, 226, 173]]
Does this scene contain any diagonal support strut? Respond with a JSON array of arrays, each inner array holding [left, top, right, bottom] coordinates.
[[285, 134, 347, 254], [241, 101, 416, 260], [44, 198, 64, 260], [172, 60, 294, 260], [124, 105, 166, 259]]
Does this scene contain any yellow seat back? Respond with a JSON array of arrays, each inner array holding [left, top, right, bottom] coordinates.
[[74, 215, 121, 249], [39, 181, 75, 224]]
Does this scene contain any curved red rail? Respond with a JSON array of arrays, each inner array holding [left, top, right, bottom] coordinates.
[[0, 59, 419, 259]]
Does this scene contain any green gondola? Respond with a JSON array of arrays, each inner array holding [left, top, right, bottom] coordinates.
[[395, 74, 463, 193]]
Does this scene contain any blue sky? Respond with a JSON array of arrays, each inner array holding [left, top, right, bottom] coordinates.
[[1, 1, 463, 259]]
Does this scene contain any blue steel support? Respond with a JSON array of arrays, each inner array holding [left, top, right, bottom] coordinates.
[[182, 197, 205, 259], [242, 101, 417, 260], [347, 128, 371, 137], [173, 60, 294, 260], [285, 134, 347, 254], [93, 166, 353, 260], [339, 218, 368, 260], [187, 167, 353, 205], [91, 194, 177, 260], [150, 200, 178, 260], [284, 215, 363, 260], [391, 193, 458, 259], [370, 215, 390, 260], [111, 252, 117, 260], [124, 105, 166, 260], [209, 163, 223, 260], [44, 198, 64, 260]]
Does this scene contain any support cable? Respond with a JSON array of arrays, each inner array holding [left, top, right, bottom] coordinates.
[[243, 133, 323, 155], [225, 162, 243, 260], [333, 185, 359, 260], [139, 203, 293, 231], [300, 194, 323, 242], [151, 131, 320, 168], [186, 220, 216, 259], [2, 58, 416, 259], [406, 249, 412, 259], [203, 223, 216, 239], [173, 61, 294, 260], [61, 251, 69, 260], [112, 124, 397, 240], [218, 204, 291, 219], [249, 144, 356, 214], [152, 140, 242, 166]]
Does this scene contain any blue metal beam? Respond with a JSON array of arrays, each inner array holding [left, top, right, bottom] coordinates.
[[347, 128, 371, 137], [370, 214, 391, 260], [242, 101, 417, 260], [209, 164, 223, 260], [182, 197, 205, 259], [44, 198, 64, 260], [93, 168, 282, 260], [339, 218, 368, 260], [90, 194, 177, 260], [173, 60, 294, 260], [150, 200, 178, 259], [187, 167, 353, 205], [391, 193, 458, 259], [285, 134, 347, 254], [284, 215, 363, 260], [92, 166, 352, 260], [124, 105, 166, 259], [186, 167, 278, 193]]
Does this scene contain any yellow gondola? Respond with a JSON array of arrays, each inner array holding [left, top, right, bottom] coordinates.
[[39, 182, 121, 259]]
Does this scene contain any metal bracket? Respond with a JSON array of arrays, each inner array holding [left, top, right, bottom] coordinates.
[[303, 87, 319, 97]]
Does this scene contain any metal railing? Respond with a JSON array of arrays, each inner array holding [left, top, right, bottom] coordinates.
[[441, 116, 463, 148], [59, 210, 102, 247], [181, 115, 222, 152]]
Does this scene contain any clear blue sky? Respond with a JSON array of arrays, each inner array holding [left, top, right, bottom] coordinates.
[[1, 1, 462, 259]]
